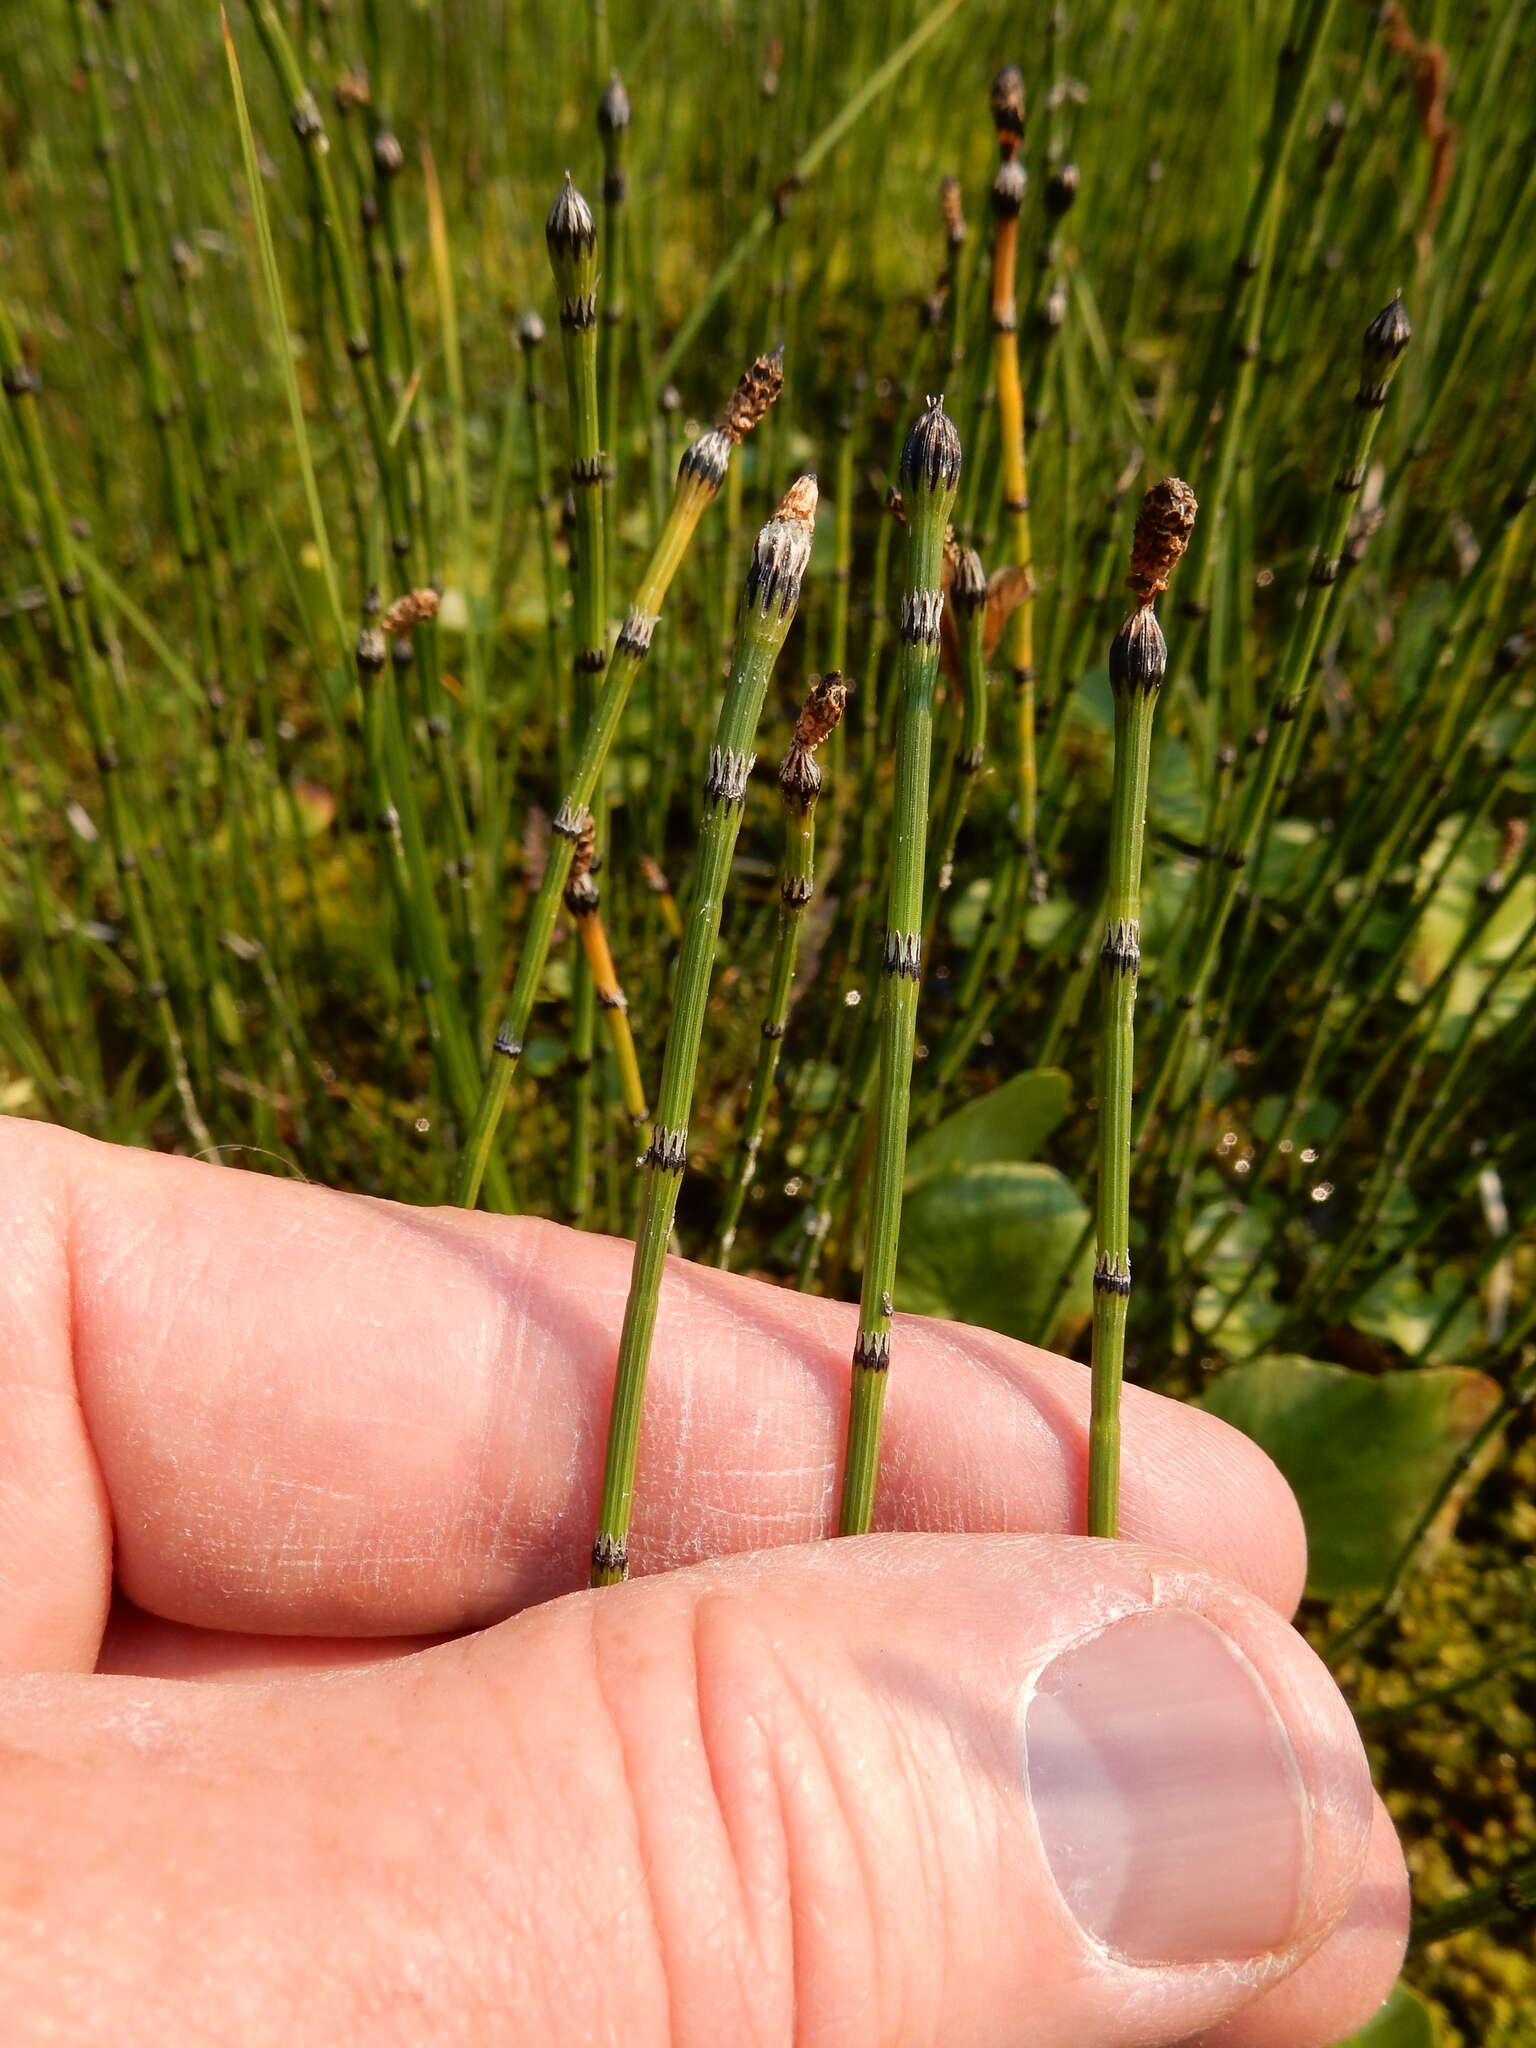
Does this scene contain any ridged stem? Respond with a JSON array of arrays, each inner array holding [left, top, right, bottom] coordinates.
[[452, 447, 727, 1208], [716, 677, 846, 1269], [1087, 633, 1161, 1538], [840, 402, 960, 1537], [592, 481, 817, 1585], [1140, 298, 1412, 1137], [989, 128, 1036, 866], [925, 549, 989, 946]]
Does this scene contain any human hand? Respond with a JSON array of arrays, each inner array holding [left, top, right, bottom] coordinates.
[[0, 1119, 1406, 2044]]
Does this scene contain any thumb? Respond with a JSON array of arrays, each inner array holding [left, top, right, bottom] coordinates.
[[4, 1535, 1396, 2046]]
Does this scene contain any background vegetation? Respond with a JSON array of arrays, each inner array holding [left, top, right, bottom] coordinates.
[[0, 3, 1532, 2038]]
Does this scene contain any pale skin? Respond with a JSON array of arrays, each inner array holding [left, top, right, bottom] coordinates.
[[0, 1117, 1407, 2044]]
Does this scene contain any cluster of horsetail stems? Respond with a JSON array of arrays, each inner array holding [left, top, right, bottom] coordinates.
[[591, 476, 819, 1587], [987, 64, 1038, 872], [1086, 477, 1199, 1541], [1139, 295, 1414, 1140], [452, 343, 785, 1208], [355, 588, 468, 1128], [716, 670, 850, 1269], [838, 399, 962, 1540], [0, 287, 212, 1156]]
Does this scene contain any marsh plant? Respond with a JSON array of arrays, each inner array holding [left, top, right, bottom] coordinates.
[[1, 3, 1534, 2032]]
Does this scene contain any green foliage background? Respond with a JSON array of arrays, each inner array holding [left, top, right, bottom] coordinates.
[[0, 4, 1532, 2037]]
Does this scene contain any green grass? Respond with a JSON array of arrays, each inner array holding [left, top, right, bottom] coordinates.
[[1, 3, 1534, 2034]]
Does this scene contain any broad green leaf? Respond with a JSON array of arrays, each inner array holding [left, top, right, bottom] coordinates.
[[896, 1161, 1092, 1347], [1191, 1283, 1287, 1356], [1186, 1198, 1286, 1354], [1197, 1356, 1500, 1599], [1397, 816, 1536, 1043], [1351, 1259, 1484, 1363], [905, 1069, 1071, 1189], [1335, 1981, 1435, 2047]]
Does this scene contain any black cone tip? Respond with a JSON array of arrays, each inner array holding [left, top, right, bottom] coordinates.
[[1363, 290, 1411, 362], [1109, 607, 1168, 697], [900, 396, 962, 498], [546, 172, 596, 257]]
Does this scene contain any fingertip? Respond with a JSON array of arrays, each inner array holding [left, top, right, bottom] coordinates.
[[1180, 1793, 1410, 2047], [1121, 1392, 1309, 1617]]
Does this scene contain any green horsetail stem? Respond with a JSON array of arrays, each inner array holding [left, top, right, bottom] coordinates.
[[516, 311, 569, 785], [356, 592, 485, 1165], [452, 347, 786, 1208], [1087, 479, 1199, 1540], [591, 476, 819, 1586], [927, 544, 989, 932], [597, 72, 630, 597], [1139, 296, 1412, 1136], [242, 0, 411, 555], [839, 398, 962, 1538], [716, 672, 851, 1269], [544, 175, 607, 1223], [987, 67, 1038, 870], [547, 174, 607, 699], [1040, 297, 1414, 1354], [0, 289, 213, 1156]]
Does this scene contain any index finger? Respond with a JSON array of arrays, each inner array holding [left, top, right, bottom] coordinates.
[[0, 1119, 1304, 1664]]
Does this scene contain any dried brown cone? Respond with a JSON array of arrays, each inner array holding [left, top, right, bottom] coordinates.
[[563, 811, 600, 915], [719, 344, 786, 444], [569, 811, 598, 881], [381, 587, 441, 635], [781, 672, 849, 812], [1126, 478, 1199, 605], [793, 670, 850, 753]]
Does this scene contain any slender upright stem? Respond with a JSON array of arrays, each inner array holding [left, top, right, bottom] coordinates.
[[597, 73, 630, 607], [1087, 623, 1161, 1537], [242, 0, 411, 552], [1087, 481, 1199, 1537], [542, 178, 607, 1223], [592, 479, 818, 1586], [840, 399, 961, 1538], [717, 674, 849, 1268], [0, 289, 212, 1155], [452, 348, 784, 1208], [926, 545, 988, 939], [1140, 297, 1412, 1136], [988, 68, 1037, 869]]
